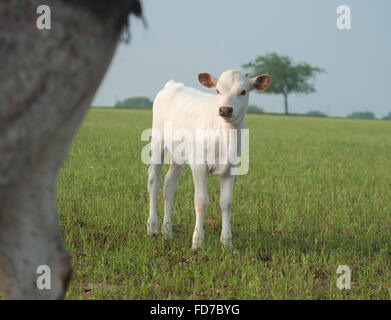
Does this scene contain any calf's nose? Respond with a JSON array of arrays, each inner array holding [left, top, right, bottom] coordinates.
[[219, 106, 233, 117]]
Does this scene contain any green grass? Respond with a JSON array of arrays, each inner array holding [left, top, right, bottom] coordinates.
[[57, 108, 391, 299]]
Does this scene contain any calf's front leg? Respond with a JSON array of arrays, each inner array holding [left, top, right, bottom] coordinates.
[[220, 174, 235, 247], [191, 166, 209, 249]]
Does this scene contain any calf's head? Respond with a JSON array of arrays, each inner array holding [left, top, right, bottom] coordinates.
[[198, 69, 270, 122]]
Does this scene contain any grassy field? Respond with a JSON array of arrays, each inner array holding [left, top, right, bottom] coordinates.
[[57, 108, 391, 299]]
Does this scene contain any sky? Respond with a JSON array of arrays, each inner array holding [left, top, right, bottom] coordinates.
[[92, 0, 391, 118]]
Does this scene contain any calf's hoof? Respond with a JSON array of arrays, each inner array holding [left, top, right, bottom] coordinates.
[[220, 236, 233, 248], [192, 236, 204, 250], [147, 220, 159, 237], [161, 223, 172, 240]]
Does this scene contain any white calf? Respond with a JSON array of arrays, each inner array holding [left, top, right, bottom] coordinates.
[[147, 70, 270, 248]]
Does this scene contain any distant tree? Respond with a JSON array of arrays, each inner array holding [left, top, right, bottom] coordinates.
[[247, 105, 264, 114], [115, 96, 153, 109], [243, 53, 324, 115], [306, 110, 328, 118], [383, 112, 391, 120], [347, 111, 375, 119]]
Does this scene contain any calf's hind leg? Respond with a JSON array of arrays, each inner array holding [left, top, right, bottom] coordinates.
[[162, 163, 183, 239], [147, 164, 162, 236], [147, 141, 164, 236]]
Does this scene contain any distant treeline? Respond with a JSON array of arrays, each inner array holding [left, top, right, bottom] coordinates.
[[347, 111, 375, 119], [114, 96, 391, 120], [383, 112, 391, 120], [115, 96, 153, 109], [346, 111, 391, 120]]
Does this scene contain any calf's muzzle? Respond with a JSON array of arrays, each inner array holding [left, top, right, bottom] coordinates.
[[219, 106, 233, 118]]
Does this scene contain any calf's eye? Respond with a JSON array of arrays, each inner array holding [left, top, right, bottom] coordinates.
[[240, 90, 246, 96]]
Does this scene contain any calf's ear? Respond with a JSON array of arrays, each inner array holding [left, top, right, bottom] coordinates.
[[198, 73, 217, 88], [251, 75, 271, 91]]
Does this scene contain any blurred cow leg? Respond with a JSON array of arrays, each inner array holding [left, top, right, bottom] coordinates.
[[0, 0, 141, 299]]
